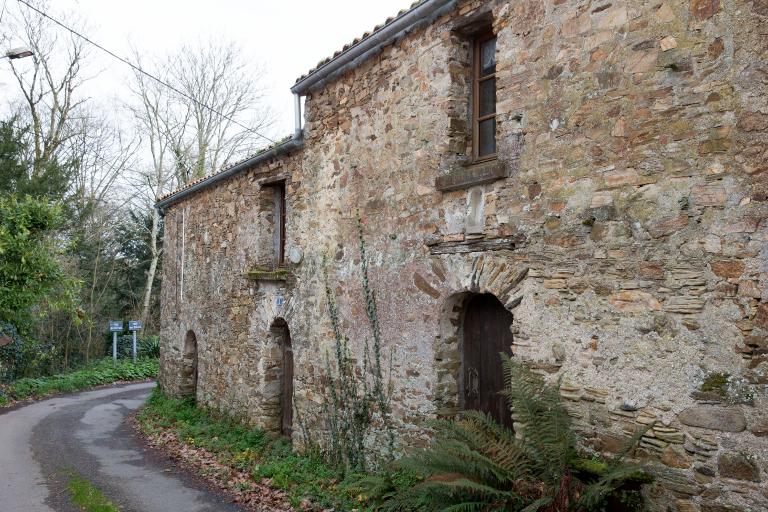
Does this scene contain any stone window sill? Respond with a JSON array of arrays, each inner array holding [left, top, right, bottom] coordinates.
[[435, 159, 507, 192]]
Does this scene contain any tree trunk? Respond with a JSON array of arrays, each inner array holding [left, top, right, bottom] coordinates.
[[140, 206, 161, 326]]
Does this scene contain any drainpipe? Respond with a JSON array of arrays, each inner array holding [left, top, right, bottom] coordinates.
[[293, 93, 303, 138]]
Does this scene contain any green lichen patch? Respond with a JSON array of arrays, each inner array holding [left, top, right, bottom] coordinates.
[[245, 267, 290, 281], [700, 372, 729, 396]]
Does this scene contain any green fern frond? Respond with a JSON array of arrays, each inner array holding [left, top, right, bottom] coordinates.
[[519, 495, 554, 512], [386, 352, 651, 511]]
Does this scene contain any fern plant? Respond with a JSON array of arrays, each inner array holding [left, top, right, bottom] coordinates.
[[381, 355, 650, 511]]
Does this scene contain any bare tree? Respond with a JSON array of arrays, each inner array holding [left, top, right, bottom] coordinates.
[[1, 2, 151, 366], [2, 0, 89, 173], [168, 40, 273, 184], [68, 110, 139, 224], [126, 60, 183, 327], [67, 113, 139, 361], [127, 40, 274, 325]]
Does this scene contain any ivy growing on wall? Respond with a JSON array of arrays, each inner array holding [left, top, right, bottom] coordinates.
[[321, 215, 395, 473]]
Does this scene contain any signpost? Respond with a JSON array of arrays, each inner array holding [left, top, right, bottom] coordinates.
[[109, 321, 123, 362], [128, 320, 142, 363]]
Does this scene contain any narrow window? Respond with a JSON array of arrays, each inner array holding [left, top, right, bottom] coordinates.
[[473, 32, 497, 161], [274, 182, 286, 267]]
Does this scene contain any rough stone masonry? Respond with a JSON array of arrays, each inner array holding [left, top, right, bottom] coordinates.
[[157, 1, 768, 510]]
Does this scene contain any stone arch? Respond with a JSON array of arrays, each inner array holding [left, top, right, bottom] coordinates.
[[264, 318, 294, 437], [432, 259, 528, 419], [181, 330, 198, 398]]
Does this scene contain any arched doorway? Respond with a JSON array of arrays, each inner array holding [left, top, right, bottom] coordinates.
[[270, 319, 294, 437], [461, 294, 514, 429], [181, 330, 198, 398]]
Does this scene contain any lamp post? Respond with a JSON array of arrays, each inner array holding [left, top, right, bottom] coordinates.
[[2, 47, 34, 60]]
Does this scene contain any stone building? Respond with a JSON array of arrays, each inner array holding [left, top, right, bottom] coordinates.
[[156, 0, 768, 509]]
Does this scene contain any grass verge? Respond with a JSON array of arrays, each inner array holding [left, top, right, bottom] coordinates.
[[137, 388, 364, 510], [67, 474, 120, 512], [0, 358, 158, 406]]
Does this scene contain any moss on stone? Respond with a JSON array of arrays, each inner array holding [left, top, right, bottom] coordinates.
[[246, 267, 290, 281], [700, 372, 729, 396], [571, 457, 654, 484]]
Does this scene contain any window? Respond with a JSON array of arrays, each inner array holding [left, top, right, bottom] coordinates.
[[264, 182, 286, 267], [472, 32, 497, 161], [274, 182, 286, 267]]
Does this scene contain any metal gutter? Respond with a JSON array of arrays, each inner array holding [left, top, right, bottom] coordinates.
[[155, 135, 304, 212], [291, 0, 457, 95]]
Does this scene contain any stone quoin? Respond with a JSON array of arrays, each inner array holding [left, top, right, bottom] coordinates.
[[156, 1, 768, 510]]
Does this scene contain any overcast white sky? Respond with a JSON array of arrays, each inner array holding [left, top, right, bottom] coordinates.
[[1, 0, 413, 137]]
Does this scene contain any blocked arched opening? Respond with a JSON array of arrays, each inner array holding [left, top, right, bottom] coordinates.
[[434, 291, 515, 428], [266, 318, 294, 437], [181, 330, 198, 398]]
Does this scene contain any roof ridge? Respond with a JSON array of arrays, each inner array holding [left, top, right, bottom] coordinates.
[[292, 1, 428, 88], [156, 134, 298, 204]]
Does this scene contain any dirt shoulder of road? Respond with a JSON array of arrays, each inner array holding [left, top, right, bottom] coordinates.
[[127, 413, 293, 512]]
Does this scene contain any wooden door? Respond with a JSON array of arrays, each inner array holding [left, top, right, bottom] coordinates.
[[280, 326, 294, 437], [462, 294, 514, 429]]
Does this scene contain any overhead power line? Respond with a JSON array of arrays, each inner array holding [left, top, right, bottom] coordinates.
[[15, 0, 277, 145]]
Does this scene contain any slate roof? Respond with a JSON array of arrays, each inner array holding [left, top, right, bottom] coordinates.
[[156, 135, 297, 203]]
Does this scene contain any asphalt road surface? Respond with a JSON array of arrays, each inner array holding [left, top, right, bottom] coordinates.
[[0, 382, 243, 512]]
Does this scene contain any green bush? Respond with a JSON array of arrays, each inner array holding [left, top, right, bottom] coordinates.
[[0, 195, 74, 327], [107, 334, 160, 359], [0, 358, 158, 404], [320, 216, 395, 474], [139, 335, 160, 358], [136, 356, 652, 512], [0, 321, 23, 381]]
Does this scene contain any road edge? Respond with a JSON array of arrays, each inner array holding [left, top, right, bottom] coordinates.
[[0, 378, 156, 416]]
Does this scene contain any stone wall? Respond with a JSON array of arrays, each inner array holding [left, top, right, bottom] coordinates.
[[159, 0, 768, 509]]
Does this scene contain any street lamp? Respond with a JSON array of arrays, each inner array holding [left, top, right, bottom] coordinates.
[[3, 47, 34, 60]]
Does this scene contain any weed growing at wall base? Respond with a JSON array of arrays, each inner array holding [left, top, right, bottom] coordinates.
[[137, 388, 367, 509], [320, 214, 396, 473]]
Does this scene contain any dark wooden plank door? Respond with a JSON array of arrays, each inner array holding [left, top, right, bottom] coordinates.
[[462, 294, 514, 429], [280, 327, 294, 437]]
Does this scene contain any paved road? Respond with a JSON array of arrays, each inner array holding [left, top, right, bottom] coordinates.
[[0, 382, 243, 512]]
